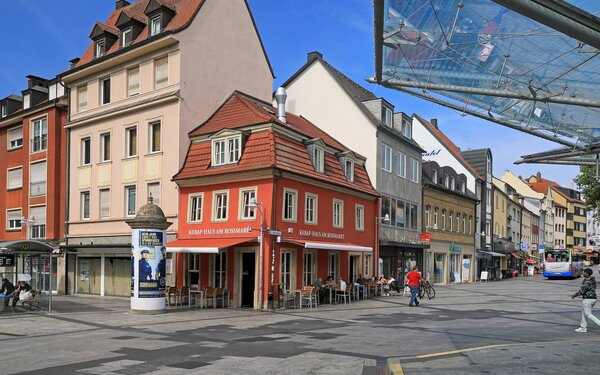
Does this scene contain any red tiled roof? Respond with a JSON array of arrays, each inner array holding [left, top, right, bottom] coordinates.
[[75, 0, 204, 68], [529, 177, 584, 204], [174, 92, 378, 196], [414, 114, 483, 181]]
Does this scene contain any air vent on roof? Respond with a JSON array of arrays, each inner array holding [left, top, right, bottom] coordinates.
[[274, 87, 287, 123]]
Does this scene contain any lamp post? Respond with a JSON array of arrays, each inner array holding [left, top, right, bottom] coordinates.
[[20, 216, 35, 241], [375, 214, 390, 276], [248, 197, 264, 310]]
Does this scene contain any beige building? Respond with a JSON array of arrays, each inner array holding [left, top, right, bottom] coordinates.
[[61, 0, 273, 296]]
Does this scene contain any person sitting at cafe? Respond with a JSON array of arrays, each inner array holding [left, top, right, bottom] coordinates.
[[336, 278, 347, 299], [1, 278, 15, 307], [356, 274, 367, 285], [10, 281, 33, 310], [379, 274, 390, 296], [313, 277, 327, 304], [325, 275, 336, 288], [388, 274, 400, 293]]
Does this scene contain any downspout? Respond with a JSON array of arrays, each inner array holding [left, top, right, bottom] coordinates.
[[61, 80, 71, 296], [269, 170, 280, 308]]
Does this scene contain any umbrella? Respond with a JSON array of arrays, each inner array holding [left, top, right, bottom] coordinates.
[[525, 259, 536, 264]]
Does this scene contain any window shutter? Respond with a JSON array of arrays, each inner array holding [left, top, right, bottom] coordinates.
[[100, 190, 110, 218], [8, 168, 22, 189], [9, 127, 23, 144], [30, 161, 47, 183], [7, 210, 21, 222], [155, 57, 168, 88]]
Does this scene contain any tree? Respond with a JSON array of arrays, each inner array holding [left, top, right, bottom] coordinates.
[[574, 165, 600, 220]]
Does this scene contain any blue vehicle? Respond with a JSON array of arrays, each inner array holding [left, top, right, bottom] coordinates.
[[543, 249, 583, 278]]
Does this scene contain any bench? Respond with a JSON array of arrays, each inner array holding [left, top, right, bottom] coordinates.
[[18, 290, 40, 311]]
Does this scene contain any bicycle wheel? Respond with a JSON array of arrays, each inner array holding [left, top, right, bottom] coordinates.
[[417, 286, 425, 299], [426, 285, 435, 300]]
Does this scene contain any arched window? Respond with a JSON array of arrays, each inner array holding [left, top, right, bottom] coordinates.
[[425, 205, 431, 229], [456, 212, 460, 233], [463, 214, 467, 234], [468, 215, 473, 235], [449, 211, 454, 231], [433, 207, 439, 229], [441, 209, 446, 230]]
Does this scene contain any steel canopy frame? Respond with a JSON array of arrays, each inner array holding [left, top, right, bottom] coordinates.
[[373, 0, 600, 165]]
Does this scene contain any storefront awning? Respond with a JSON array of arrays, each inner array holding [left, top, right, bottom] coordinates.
[[166, 237, 255, 254], [288, 240, 373, 252], [479, 250, 507, 257]]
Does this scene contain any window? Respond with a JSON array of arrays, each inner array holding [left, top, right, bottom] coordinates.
[[1, 104, 6, 118], [126, 127, 137, 157], [401, 119, 412, 138], [432, 169, 438, 183], [149, 121, 161, 153], [410, 158, 419, 183], [125, 185, 136, 216], [450, 176, 455, 190], [239, 188, 256, 220], [456, 212, 461, 233], [100, 77, 111, 105], [397, 152, 406, 178], [8, 127, 23, 150], [31, 117, 47, 152], [410, 203, 418, 230], [127, 67, 139, 97], [395, 199, 406, 228], [148, 182, 160, 207], [305, 193, 317, 224], [424, 205, 431, 228], [328, 252, 338, 281], [100, 133, 111, 162], [495, 195, 499, 209], [81, 191, 90, 220], [469, 215, 473, 235], [356, 204, 364, 231], [364, 254, 372, 278], [30, 161, 46, 197], [461, 181, 466, 194], [333, 199, 344, 228], [7, 167, 22, 190], [100, 189, 110, 219], [154, 56, 168, 89], [463, 214, 467, 234], [383, 106, 393, 127], [121, 27, 132, 47], [7, 209, 22, 230], [188, 194, 203, 222], [81, 137, 91, 165], [29, 206, 46, 239], [441, 209, 446, 230], [303, 252, 314, 286], [280, 252, 292, 290], [214, 252, 227, 288], [381, 143, 392, 172], [449, 211, 454, 231], [344, 159, 354, 181], [77, 85, 87, 111], [95, 39, 106, 57], [213, 191, 228, 221], [282, 188, 298, 222], [312, 146, 324, 173], [212, 135, 241, 166], [444, 175, 449, 188], [23, 95, 30, 110], [150, 15, 161, 36], [188, 253, 200, 286], [433, 207, 439, 229]]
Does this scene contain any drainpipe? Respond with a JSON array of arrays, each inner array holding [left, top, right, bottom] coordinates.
[[269, 170, 280, 308], [61, 80, 71, 296]]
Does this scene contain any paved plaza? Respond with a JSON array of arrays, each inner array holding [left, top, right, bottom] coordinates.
[[1, 275, 599, 374]]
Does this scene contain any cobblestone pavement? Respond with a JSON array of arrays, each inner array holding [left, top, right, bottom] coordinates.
[[1, 275, 599, 374]]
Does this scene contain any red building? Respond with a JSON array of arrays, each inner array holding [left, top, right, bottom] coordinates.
[[169, 90, 379, 308], [0, 75, 68, 292]]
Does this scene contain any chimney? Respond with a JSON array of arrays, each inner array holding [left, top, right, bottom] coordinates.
[[431, 118, 438, 129], [274, 87, 287, 123], [69, 58, 81, 69], [115, 0, 130, 10], [536, 171, 542, 181], [307, 51, 323, 62]]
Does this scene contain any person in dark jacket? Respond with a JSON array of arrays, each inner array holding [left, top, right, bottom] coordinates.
[[1, 278, 15, 307], [572, 268, 600, 332]]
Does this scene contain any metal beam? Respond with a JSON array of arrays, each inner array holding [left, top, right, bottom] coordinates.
[[492, 0, 600, 51]]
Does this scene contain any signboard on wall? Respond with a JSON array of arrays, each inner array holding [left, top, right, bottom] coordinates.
[[0, 254, 15, 267]]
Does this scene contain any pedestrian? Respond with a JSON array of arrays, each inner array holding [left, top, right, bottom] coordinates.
[[572, 268, 600, 332], [405, 266, 422, 307]]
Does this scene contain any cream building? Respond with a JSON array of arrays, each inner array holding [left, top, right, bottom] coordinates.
[[61, 0, 273, 296]]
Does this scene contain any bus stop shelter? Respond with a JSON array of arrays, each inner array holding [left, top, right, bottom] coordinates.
[[0, 240, 60, 313]]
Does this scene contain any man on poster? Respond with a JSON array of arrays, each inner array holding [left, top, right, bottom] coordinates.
[[139, 249, 154, 281]]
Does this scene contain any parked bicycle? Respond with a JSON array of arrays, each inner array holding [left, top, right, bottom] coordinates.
[[418, 279, 436, 300]]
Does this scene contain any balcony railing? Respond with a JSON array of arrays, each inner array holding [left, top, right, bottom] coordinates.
[[30, 181, 47, 196], [31, 135, 47, 152]]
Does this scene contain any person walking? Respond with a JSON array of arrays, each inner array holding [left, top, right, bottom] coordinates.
[[405, 266, 422, 307], [572, 268, 600, 332]]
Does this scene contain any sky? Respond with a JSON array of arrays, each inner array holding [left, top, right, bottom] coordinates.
[[0, 0, 582, 187]]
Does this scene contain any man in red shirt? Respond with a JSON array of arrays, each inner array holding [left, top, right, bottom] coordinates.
[[405, 266, 423, 307]]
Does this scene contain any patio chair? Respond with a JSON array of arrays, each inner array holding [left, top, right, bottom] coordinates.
[[179, 286, 189, 306], [166, 286, 179, 306], [367, 281, 379, 297], [301, 286, 317, 308], [282, 285, 297, 309], [336, 284, 352, 304]]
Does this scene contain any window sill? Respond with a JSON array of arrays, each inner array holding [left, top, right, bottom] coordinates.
[[6, 228, 21, 232], [7, 187, 23, 191], [7, 146, 23, 152], [78, 164, 92, 169], [145, 151, 163, 157], [97, 160, 112, 165], [122, 156, 139, 161]]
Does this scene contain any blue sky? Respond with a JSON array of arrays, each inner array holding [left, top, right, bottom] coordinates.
[[0, 0, 580, 187]]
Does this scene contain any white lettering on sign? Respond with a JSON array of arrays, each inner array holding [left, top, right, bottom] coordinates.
[[299, 230, 345, 240], [188, 227, 252, 236]]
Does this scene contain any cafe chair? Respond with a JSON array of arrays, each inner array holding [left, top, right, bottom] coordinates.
[[301, 286, 318, 308]]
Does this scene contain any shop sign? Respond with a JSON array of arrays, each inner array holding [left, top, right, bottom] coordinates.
[[299, 230, 344, 240], [188, 227, 252, 236], [539, 244, 545, 252], [420, 232, 431, 243], [0, 254, 15, 267], [449, 242, 462, 253]]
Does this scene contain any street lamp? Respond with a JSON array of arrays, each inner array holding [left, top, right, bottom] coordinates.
[[20, 216, 35, 241], [248, 197, 264, 309]]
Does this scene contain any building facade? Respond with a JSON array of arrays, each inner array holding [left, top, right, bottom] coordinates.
[[60, 0, 273, 296], [170, 91, 379, 308]]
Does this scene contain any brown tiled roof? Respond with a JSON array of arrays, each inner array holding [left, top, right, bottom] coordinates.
[[414, 114, 483, 181], [75, 0, 204, 68], [175, 92, 378, 196]]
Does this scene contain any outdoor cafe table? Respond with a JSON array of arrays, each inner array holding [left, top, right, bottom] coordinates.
[[188, 289, 205, 309], [353, 284, 367, 300]]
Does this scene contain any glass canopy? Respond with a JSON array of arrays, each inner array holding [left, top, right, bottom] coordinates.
[[373, 0, 600, 164]]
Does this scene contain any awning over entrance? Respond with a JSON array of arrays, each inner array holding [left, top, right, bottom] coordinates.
[[166, 237, 255, 253], [288, 240, 373, 252], [479, 250, 507, 257], [0, 240, 58, 254]]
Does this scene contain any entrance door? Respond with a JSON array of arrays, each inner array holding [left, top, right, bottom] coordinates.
[[77, 257, 101, 295], [349, 255, 361, 283], [241, 253, 256, 308]]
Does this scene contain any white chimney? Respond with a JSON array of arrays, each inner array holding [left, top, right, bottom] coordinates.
[[274, 87, 287, 123]]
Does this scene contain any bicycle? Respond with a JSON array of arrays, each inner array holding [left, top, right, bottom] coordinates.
[[418, 279, 436, 300]]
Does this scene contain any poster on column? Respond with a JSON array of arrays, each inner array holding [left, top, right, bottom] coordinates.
[[132, 229, 166, 300]]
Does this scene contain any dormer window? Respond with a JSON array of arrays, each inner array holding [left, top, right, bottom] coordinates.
[[95, 39, 106, 58], [1, 104, 6, 118], [450, 176, 455, 190], [382, 106, 393, 128], [461, 181, 466, 194], [401, 119, 412, 138], [444, 175, 449, 188], [344, 159, 354, 182], [212, 134, 241, 166], [150, 16, 161, 36], [121, 28, 133, 47], [312, 146, 324, 173], [432, 169, 438, 183]]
